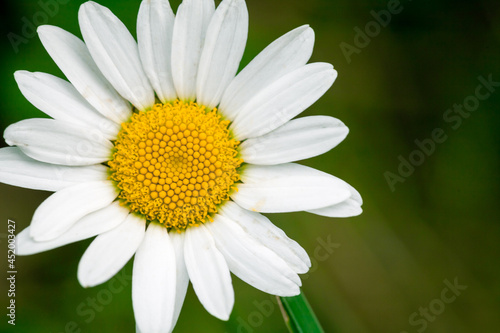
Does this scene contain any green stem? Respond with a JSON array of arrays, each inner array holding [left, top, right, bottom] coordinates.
[[278, 290, 324, 333]]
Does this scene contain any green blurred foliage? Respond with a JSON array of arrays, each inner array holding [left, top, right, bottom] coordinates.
[[1, 0, 499, 332]]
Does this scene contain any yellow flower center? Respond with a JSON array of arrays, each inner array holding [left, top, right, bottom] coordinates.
[[109, 100, 242, 230]]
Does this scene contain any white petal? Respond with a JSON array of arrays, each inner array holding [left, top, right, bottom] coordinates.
[[231, 163, 351, 213], [169, 231, 189, 328], [308, 199, 362, 217], [171, 0, 215, 101], [219, 201, 310, 273], [184, 225, 234, 320], [240, 116, 349, 165], [0, 147, 107, 191], [16, 202, 129, 255], [348, 183, 363, 205], [4, 118, 113, 166], [14, 71, 120, 140], [137, 0, 176, 103], [207, 213, 301, 296], [37, 25, 131, 124], [133, 223, 176, 332], [307, 182, 363, 217], [79, 2, 155, 110], [78, 213, 146, 287], [220, 25, 314, 119], [29, 180, 118, 241], [196, 0, 248, 108], [230, 63, 337, 140]]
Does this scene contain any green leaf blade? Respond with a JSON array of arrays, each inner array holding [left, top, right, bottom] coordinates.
[[278, 291, 325, 333]]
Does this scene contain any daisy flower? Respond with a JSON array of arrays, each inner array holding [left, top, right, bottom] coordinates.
[[1, 0, 362, 331]]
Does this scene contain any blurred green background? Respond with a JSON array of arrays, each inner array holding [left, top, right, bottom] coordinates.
[[1, 0, 499, 332]]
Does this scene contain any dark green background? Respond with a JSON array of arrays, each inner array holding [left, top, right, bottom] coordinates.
[[1, 0, 499, 332]]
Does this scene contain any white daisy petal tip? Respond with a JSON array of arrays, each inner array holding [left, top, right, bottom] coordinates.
[[230, 62, 339, 140], [36, 24, 55, 36], [36, 24, 73, 43], [14, 227, 35, 256], [240, 116, 350, 165], [218, 202, 312, 274], [36, 21, 133, 124], [80, 1, 101, 12], [13, 70, 121, 140], [349, 184, 363, 205], [29, 181, 118, 242], [332, 66, 338, 79], [79, 0, 155, 111], [308, 199, 363, 218], [324, 63, 337, 81], [171, 0, 216, 100], [137, 0, 176, 103], [196, 0, 249, 108], [232, 163, 351, 213], [13, 70, 27, 81], [207, 213, 303, 296], [307, 183, 363, 218], [0, 147, 108, 192], [219, 23, 315, 120], [15, 202, 129, 256], [4, 119, 113, 166]]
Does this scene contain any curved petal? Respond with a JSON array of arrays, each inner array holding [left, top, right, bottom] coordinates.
[[0, 147, 107, 191], [132, 223, 176, 333], [4, 118, 113, 166], [16, 202, 129, 256], [220, 25, 314, 119], [171, 0, 215, 101], [184, 225, 233, 320], [231, 163, 351, 213], [308, 199, 362, 217], [230, 63, 337, 140], [169, 231, 189, 328], [240, 116, 349, 165], [307, 182, 363, 217], [137, 0, 176, 103], [78, 213, 146, 287], [79, 2, 155, 110], [37, 25, 131, 124], [219, 201, 310, 273], [347, 182, 363, 205], [207, 213, 301, 296], [14, 71, 120, 140], [196, 0, 248, 108], [29, 180, 118, 241]]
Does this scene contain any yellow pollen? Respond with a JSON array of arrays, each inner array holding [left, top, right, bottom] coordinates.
[[109, 100, 243, 230]]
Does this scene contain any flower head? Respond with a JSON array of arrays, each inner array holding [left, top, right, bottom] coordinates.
[[1, 0, 362, 331]]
